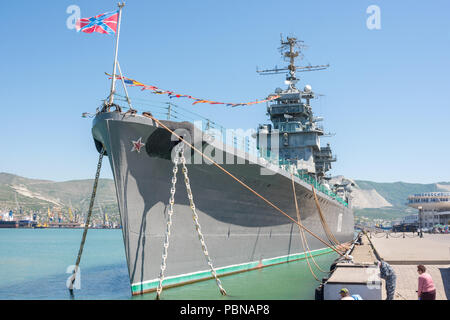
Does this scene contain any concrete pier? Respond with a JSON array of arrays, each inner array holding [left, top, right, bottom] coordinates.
[[323, 235, 382, 300], [322, 233, 450, 300], [368, 232, 450, 300], [389, 264, 449, 300], [47, 222, 83, 228], [370, 233, 450, 265]]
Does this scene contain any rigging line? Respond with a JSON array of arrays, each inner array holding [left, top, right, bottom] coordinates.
[[116, 106, 169, 117], [114, 94, 171, 106], [113, 103, 166, 116], [164, 106, 216, 125], [121, 105, 220, 129], [290, 174, 327, 279], [119, 93, 220, 123], [169, 108, 202, 118], [142, 112, 344, 257], [114, 94, 169, 106], [114, 95, 226, 131], [120, 100, 167, 110], [114, 99, 168, 110], [115, 99, 204, 122], [165, 110, 198, 121], [170, 104, 218, 123]]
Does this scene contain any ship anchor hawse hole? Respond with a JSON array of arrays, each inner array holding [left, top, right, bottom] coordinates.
[[145, 127, 195, 160]]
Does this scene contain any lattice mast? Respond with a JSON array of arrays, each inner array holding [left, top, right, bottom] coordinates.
[[257, 35, 329, 89]]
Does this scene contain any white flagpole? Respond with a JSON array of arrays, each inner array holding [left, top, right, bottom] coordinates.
[[108, 2, 125, 105], [117, 61, 133, 110]]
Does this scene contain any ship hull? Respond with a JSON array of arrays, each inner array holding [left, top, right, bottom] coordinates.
[[92, 112, 354, 295]]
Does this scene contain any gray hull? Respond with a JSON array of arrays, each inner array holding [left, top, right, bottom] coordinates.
[[92, 111, 354, 295]]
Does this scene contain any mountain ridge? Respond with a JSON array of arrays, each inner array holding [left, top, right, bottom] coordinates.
[[1, 172, 449, 222]]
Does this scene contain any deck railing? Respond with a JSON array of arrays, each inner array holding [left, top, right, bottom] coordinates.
[[116, 95, 348, 207]]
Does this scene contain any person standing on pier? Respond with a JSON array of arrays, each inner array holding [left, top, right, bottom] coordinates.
[[377, 260, 397, 300], [417, 265, 436, 300]]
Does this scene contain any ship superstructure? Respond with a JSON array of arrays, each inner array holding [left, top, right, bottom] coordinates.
[[257, 36, 335, 182]]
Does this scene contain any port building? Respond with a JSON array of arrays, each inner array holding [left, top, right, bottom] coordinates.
[[407, 192, 450, 227]]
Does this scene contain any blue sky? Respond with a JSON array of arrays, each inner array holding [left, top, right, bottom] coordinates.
[[1, 0, 449, 183]]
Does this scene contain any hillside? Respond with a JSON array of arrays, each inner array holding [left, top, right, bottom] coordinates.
[[0, 172, 118, 223], [353, 180, 448, 207], [352, 180, 450, 221], [1, 172, 449, 223]]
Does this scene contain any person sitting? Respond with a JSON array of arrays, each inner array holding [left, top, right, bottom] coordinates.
[[417, 265, 436, 300]]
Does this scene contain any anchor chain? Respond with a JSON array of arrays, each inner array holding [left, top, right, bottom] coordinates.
[[179, 147, 227, 296], [69, 148, 105, 295], [156, 144, 226, 299], [156, 145, 181, 300]]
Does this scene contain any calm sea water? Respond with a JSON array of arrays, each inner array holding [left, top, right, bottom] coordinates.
[[0, 229, 339, 300]]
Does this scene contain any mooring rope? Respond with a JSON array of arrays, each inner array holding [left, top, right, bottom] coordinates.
[[142, 113, 345, 257], [313, 187, 340, 246], [291, 174, 319, 280], [290, 174, 327, 280], [68, 148, 105, 295], [311, 186, 348, 253]]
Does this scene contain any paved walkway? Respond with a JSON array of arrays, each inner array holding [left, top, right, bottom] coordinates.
[[367, 233, 450, 300], [352, 234, 378, 264], [369, 233, 450, 264], [391, 265, 450, 300]]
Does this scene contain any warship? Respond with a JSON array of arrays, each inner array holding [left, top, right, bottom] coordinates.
[[91, 36, 354, 296]]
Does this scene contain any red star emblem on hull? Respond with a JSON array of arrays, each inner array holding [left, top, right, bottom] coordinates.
[[131, 137, 145, 153]]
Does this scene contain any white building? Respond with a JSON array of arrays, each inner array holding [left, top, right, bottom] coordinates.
[[407, 192, 450, 228]]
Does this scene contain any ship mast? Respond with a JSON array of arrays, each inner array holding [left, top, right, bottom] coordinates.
[[257, 35, 329, 90], [107, 2, 125, 106], [256, 35, 335, 181], [284, 37, 300, 84]]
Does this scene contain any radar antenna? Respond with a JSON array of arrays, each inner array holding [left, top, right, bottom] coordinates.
[[257, 35, 329, 89]]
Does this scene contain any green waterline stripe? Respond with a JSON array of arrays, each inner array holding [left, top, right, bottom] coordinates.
[[131, 246, 334, 293]]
